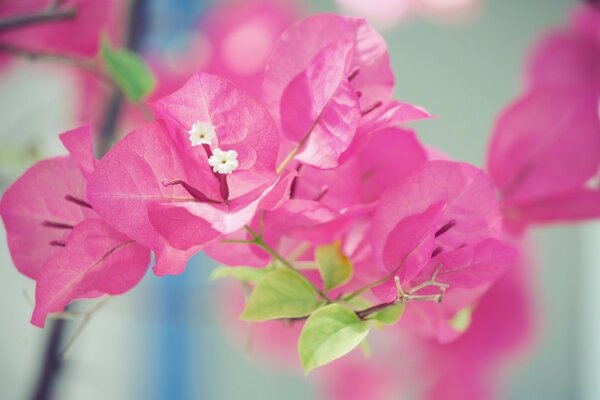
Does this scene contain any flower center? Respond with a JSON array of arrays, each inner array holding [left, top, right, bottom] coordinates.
[[188, 121, 216, 146], [208, 148, 239, 175]]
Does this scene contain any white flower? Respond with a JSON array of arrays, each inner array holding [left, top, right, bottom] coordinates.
[[208, 148, 239, 174], [188, 121, 216, 146]]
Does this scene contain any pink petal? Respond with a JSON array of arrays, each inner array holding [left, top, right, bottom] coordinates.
[[528, 30, 600, 90], [506, 187, 600, 225], [88, 123, 199, 248], [151, 72, 280, 198], [371, 161, 502, 286], [263, 14, 394, 126], [280, 40, 361, 169], [87, 123, 205, 274], [31, 218, 149, 327], [59, 125, 96, 178], [358, 100, 432, 133], [0, 156, 95, 279], [147, 171, 296, 251], [414, 238, 517, 289], [487, 88, 600, 205], [296, 128, 428, 210], [378, 202, 444, 286]]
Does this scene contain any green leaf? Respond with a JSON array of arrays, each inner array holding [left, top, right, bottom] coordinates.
[[210, 265, 269, 284], [241, 269, 325, 321], [449, 306, 473, 332], [100, 37, 156, 102], [370, 302, 405, 326], [315, 241, 353, 291], [298, 304, 370, 374]]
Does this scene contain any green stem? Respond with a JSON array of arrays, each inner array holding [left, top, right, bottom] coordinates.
[[243, 225, 332, 302]]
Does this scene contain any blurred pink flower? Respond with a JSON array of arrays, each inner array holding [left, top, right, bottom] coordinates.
[[487, 3, 600, 230]]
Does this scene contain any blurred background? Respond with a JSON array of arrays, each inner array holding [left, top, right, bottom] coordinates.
[[1, 0, 599, 399]]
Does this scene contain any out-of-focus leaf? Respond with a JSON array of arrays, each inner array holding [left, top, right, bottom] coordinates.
[[100, 37, 156, 102], [315, 241, 353, 291]]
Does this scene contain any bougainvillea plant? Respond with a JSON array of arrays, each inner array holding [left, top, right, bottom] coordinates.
[[0, 1, 598, 396]]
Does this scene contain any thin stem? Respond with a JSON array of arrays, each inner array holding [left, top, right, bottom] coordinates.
[[243, 225, 332, 302], [258, 210, 265, 238], [0, 43, 108, 80], [356, 299, 398, 320], [221, 239, 253, 244], [59, 298, 109, 359], [355, 274, 447, 320], [0, 6, 76, 33], [30, 318, 66, 400]]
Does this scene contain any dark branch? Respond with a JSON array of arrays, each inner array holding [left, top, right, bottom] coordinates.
[[0, 7, 76, 33]]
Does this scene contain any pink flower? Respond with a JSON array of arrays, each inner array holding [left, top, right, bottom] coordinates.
[[87, 73, 294, 275], [488, 4, 600, 229], [0, 126, 149, 327], [263, 14, 431, 169], [369, 161, 517, 340]]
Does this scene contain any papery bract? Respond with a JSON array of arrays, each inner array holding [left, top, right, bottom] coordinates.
[[150, 72, 279, 197], [0, 155, 94, 279], [86, 122, 203, 276], [371, 160, 504, 287], [279, 40, 360, 168], [31, 218, 149, 327], [487, 88, 600, 228], [88, 73, 290, 275], [488, 4, 600, 229], [263, 14, 394, 127]]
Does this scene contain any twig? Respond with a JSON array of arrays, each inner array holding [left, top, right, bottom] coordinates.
[[0, 6, 76, 33], [0, 43, 108, 79], [98, 0, 147, 154], [59, 298, 109, 359], [356, 268, 450, 320]]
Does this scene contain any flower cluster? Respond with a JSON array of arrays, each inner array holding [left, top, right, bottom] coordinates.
[[2, 6, 596, 378]]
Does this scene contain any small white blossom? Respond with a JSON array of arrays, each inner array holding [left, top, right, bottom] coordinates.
[[188, 121, 216, 146], [208, 148, 239, 174]]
